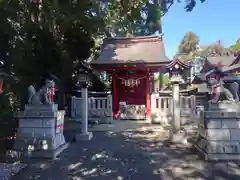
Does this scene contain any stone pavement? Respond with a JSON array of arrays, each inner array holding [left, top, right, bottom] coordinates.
[[11, 129, 240, 180]]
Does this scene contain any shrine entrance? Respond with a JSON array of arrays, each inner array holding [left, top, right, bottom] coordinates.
[[90, 36, 171, 120], [116, 71, 146, 105]]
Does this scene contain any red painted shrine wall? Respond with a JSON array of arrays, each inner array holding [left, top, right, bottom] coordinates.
[[113, 71, 149, 117], [116, 77, 146, 105]]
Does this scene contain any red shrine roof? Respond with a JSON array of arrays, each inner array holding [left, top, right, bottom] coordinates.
[[192, 52, 240, 84], [198, 52, 239, 74], [91, 36, 170, 67], [222, 52, 240, 73]]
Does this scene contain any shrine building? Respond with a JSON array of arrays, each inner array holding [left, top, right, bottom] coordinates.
[[90, 35, 189, 119]]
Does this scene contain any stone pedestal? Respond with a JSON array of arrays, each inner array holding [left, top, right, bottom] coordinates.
[[195, 102, 240, 160], [76, 132, 93, 141], [14, 104, 69, 159]]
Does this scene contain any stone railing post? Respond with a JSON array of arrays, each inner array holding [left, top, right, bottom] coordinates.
[[81, 87, 88, 134], [71, 96, 75, 118], [196, 105, 204, 125], [172, 83, 180, 131], [150, 93, 157, 112], [107, 93, 113, 120]]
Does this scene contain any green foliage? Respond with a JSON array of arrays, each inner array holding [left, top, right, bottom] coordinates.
[[0, 93, 17, 139], [98, 0, 205, 36], [0, 0, 204, 142], [178, 32, 199, 55], [162, 75, 170, 87], [229, 39, 240, 52]]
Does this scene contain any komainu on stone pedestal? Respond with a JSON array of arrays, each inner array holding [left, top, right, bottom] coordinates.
[[28, 78, 55, 105]]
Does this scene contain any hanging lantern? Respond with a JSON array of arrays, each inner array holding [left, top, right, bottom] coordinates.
[[0, 79, 3, 95]]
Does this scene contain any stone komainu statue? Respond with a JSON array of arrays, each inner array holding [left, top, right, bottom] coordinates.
[[207, 77, 239, 103], [28, 78, 55, 105]]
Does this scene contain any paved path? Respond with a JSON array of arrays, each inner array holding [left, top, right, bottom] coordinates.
[[11, 130, 240, 180]]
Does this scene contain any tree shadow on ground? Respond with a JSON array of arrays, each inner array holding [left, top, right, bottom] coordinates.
[[12, 131, 240, 180]]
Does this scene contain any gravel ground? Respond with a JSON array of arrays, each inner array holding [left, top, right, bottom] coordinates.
[[0, 162, 26, 180], [9, 131, 240, 180]]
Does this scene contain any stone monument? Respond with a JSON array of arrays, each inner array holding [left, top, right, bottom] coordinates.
[[14, 77, 69, 159]]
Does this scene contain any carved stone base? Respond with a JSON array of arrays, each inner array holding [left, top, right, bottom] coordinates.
[[169, 131, 190, 147], [207, 101, 240, 112], [76, 132, 93, 141], [14, 104, 68, 159], [119, 103, 146, 120], [195, 135, 240, 160], [20, 142, 69, 160]]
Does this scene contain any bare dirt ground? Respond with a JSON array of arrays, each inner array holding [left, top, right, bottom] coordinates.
[[10, 122, 240, 180]]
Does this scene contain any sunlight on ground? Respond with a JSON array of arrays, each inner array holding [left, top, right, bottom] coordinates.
[[68, 162, 82, 171], [91, 151, 109, 160], [11, 131, 240, 180]]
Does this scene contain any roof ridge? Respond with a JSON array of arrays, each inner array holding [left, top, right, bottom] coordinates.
[[104, 35, 163, 44]]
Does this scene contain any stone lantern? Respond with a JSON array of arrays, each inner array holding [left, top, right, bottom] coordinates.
[[74, 62, 92, 92], [75, 62, 93, 141], [166, 58, 190, 145], [170, 74, 183, 131]]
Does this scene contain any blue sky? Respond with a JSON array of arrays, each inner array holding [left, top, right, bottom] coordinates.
[[161, 0, 239, 58]]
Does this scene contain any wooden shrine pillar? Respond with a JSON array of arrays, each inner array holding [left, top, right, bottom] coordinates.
[[112, 71, 118, 118], [146, 74, 151, 118]]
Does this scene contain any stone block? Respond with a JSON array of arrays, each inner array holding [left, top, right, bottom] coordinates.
[[196, 136, 240, 154], [208, 140, 240, 154], [207, 129, 230, 141], [23, 110, 56, 118], [205, 119, 221, 129], [34, 127, 55, 138], [208, 102, 240, 112], [41, 118, 55, 127], [224, 112, 238, 118], [222, 119, 240, 129], [230, 129, 240, 141], [25, 104, 58, 111], [237, 112, 240, 117], [216, 141, 240, 153], [17, 127, 34, 138], [14, 107, 67, 159], [205, 110, 240, 119], [19, 118, 42, 128], [76, 132, 93, 141], [198, 127, 230, 141], [204, 111, 221, 118]]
